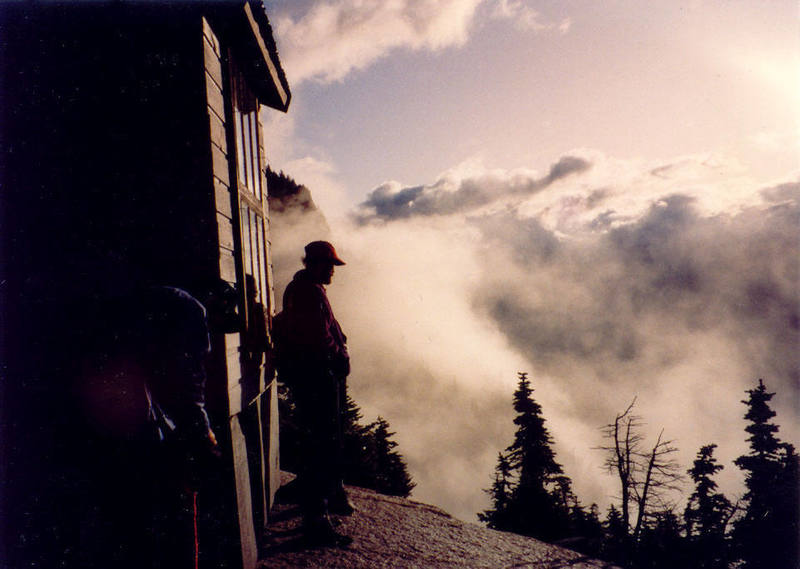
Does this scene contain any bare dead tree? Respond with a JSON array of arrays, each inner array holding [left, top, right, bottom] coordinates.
[[631, 428, 682, 541], [598, 399, 683, 544], [599, 398, 641, 535]]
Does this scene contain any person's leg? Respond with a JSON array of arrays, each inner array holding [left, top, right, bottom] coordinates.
[[294, 380, 352, 546]]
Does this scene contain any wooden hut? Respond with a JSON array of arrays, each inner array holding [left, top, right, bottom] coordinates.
[[1, 2, 291, 567]]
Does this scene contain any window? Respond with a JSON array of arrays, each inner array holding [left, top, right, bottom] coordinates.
[[230, 58, 270, 317], [231, 60, 264, 200]]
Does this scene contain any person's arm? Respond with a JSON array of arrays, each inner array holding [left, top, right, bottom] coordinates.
[[287, 284, 348, 372]]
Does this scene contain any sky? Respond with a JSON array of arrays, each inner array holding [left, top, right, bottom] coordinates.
[[261, 0, 799, 522]]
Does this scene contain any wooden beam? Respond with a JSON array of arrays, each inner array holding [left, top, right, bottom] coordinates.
[[243, 2, 288, 108]]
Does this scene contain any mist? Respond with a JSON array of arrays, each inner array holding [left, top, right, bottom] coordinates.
[[270, 151, 799, 521]]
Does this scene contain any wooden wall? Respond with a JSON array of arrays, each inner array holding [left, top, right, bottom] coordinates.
[[203, 17, 263, 569], [2, 6, 284, 567]]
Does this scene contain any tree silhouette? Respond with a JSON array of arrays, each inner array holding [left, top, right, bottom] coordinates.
[[683, 444, 735, 569], [479, 452, 514, 529], [600, 400, 641, 540], [566, 500, 604, 557], [599, 400, 682, 545], [480, 372, 572, 542], [265, 165, 304, 198], [598, 399, 682, 567], [369, 417, 415, 497], [636, 509, 686, 569], [732, 379, 799, 569], [602, 504, 629, 563], [341, 392, 375, 488]]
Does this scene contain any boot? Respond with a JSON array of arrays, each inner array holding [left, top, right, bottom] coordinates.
[[303, 513, 353, 547], [328, 486, 355, 516]]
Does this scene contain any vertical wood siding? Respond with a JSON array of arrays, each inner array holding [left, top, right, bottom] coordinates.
[[203, 17, 259, 568]]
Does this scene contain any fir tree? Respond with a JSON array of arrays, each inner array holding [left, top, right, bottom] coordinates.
[[341, 392, 376, 489], [602, 504, 629, 564], [265, 166, 304, 198], [369, 416, 416, 497], [481, 372, 572, 542], [683, 444, 733, 569], [733, 379, 799, 569], [636, 509, 686, 569], [506, 373, 563, 485], [565, 500, 605, 557], [479, 452, 514, 529]]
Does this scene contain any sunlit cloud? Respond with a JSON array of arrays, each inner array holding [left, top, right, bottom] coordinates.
[[490, 0, 571, 34], [278, 155, 351, 218], [271, 0, 573, 85], [355, 155, 590, 222], [273, 0, 483, 84]]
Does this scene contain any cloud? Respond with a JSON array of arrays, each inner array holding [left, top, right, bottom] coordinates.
[[477, 191, 799, 392], [474, 179, 799, 504], [273, 0, 483, 84], [278, 155, 352, 218], [270, 0, 573, 84], [270, 151, 800, 521], [491, 0, 571, 34], [355, 155, 590, 222]]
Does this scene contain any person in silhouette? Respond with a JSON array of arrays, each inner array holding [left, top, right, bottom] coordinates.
[[281, 241, 353, 546], [77, 285, 221, 568], [134, 285, 221, 567]]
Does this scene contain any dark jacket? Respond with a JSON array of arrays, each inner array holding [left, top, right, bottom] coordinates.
[[137, 286, 212, 444], [282, 269, 349, 380]]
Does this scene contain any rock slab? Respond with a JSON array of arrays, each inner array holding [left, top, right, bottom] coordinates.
[[260, 481, 618, 569]]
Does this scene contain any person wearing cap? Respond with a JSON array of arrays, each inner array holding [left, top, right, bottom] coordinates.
[[281, 240, 353, 546]]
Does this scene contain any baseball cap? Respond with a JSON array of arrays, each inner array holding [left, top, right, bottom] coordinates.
[[304, 241, 345, 265]]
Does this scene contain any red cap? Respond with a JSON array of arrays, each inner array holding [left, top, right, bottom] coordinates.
[[304, 241, 345, 265]]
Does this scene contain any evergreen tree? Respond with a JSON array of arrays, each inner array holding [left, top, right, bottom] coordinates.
[[602, 504, 629, 565], [481, 372, 572, 542], [733, 379, 799, 569], [341, 392, 376, 489], [565, 501, 605, 557], [683, 444, 732, 569], [368, 417, 415, 497], [479, 452, 514, 529], [265, 166, 304, 198], [508, 372, 570, 540], [636, 509, 686, 569], [505, 373, 563, 484]]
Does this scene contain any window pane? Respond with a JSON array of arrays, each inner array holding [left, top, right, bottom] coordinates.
[[257, 217, 269, 313], [244, 111, 254, 192], [234, 108, 245, 189], [249, 112, 262, 200], [241, 205, 252, 276], [249, 210, 260, 304]]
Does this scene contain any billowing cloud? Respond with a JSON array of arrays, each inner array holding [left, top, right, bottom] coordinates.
[[273, 0, 483, 84], [270, 151, 800, 521], [355, 155, 590, 222], [270, 0, 572, 84]]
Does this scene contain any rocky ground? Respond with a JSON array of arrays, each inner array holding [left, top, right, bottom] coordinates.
[[259, 476, 618, 569]]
